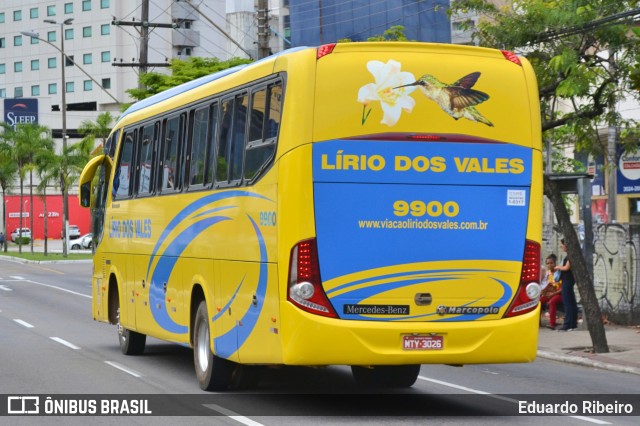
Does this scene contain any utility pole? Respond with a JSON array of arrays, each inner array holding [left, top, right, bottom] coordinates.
[[257, 0, 270, 59], [112, 0, 173, 78]]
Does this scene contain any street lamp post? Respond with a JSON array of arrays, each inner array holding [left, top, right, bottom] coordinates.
[[44, 18, 72, 257]]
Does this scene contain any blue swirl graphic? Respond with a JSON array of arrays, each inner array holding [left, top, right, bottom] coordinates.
[[213, 215, 268, 359], [144, 190, 273, 337]]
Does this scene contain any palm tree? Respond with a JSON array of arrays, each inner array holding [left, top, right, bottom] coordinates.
[[45, 137, 94, 256], [2, 123, 54, 253], [34, 149, 58, 256], [78, 112, 115, 154], [0, 142, 18, 252]]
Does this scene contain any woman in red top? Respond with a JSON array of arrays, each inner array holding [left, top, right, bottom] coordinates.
[[540, 254, 562, 329]]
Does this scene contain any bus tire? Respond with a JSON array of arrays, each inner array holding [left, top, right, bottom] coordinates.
[[351, 364, 420, 388], [193, 300, 232, 391], [116, 295, 146, 355]]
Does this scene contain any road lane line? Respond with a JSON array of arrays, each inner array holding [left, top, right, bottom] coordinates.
[[13, 319, 34, 328], [0, 284, 12, 291], [104, 361, 143, 378], [22, 279, 91, 299], [204, 404, 265, 426], [10, 276, 25, 280], [50, 337, 81, 350], [418, 375, 611, 424]]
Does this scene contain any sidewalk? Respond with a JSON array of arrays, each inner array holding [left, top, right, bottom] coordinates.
[[537, 320, 640, 376]]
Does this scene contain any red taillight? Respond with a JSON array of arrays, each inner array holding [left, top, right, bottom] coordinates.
[[317, 43, 337, 59], [504, 240, 541, 317], [288, 238, 338, 318], [501, 50, 522, 66]]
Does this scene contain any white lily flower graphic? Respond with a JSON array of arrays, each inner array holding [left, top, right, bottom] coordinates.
[[357, 59, 417, 126]]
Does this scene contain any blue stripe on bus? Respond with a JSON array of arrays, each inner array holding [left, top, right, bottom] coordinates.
[[145, 190, 273, 282], [149, 215, 230, 334], [213, 215, 268, 359]]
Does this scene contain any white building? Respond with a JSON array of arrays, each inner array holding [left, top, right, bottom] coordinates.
[[0, 0, 233, 139]]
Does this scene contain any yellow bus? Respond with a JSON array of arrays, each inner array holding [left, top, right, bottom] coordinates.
[[79, 42, 543, 391]]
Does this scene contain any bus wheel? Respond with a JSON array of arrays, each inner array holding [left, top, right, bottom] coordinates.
[[116, 299, 146, 355], [193, 301, 233, 391], [351, 365, 420, 388]]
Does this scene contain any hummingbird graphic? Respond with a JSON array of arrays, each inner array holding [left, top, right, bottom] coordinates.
[[396, 72, 493, 127]]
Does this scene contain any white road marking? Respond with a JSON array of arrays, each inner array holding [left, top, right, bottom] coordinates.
[[21, 279, 91, 299], [104, 361, 143, 378], [50, 337, 81, 350], [13, 319, 34, 328], [0, 284, 12, 291], [204, 404, 265, 426], [10, 276, 24, 280], [418, 376, 611, 424]]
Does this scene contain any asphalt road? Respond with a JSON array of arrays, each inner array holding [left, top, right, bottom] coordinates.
[[0, 259, 638, 425]]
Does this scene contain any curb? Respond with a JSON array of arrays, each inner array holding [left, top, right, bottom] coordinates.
[[0, 255, 92, 264], [537, 350, 640, 376]]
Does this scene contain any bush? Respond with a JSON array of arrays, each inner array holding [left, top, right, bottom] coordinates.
[[15, 237, 31, 245]]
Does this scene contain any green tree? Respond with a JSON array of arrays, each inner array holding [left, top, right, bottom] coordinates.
[[34, 148, 58, 256], [0, 123, 53, 253], [78, 112, 116, 154], [339, 25, 411, 43], [0, 147, 17, 252], [450, 0, 640, 352], [126, 57, 253, 104]]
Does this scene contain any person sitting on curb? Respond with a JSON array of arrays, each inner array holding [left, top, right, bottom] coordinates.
[[540, 254, 562, 330]]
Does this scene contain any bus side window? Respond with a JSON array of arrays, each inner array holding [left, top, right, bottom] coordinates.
[[188, 106, 210, 188], [216, 99, 233, 183], [245, 82, 281, 182], [230, 93, 248, 182], [137, 123, 157, 196], [206, 103, 219, 185], [113, 131, 136, 200], [160, 115, 182, 193]]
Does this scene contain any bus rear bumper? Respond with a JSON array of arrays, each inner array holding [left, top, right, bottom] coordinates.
[[280, 304, 539, 366]]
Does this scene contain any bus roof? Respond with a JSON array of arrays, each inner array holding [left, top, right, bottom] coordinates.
[[117, 46, 311, 124]]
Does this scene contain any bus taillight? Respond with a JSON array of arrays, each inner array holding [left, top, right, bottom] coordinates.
[[288, 238, 338, 318], [317, 43, 337, 59], [501, 50, 522, 66], [504, 240, 541, 317]]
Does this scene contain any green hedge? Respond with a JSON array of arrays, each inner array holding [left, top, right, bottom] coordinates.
[[14, 237, 31, 245]]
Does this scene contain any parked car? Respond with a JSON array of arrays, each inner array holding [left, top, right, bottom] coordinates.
[[68, 238, 84, 250], [62, 225, 81, 239], [10, 227, 31, 242], [77, 233, 93, 249]]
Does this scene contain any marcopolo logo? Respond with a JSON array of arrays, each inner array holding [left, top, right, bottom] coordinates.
[[436, 305, 499, 316], [4, 99, 39, 129]]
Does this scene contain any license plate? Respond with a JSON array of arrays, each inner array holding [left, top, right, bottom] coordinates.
[[402, 335, 443, 350]]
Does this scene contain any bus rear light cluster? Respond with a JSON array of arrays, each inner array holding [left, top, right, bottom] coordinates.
[[288, 239, 338, 318], [504, 240, 541, 317], [317, 43, 337, 59], [501, 50, 522, 66]]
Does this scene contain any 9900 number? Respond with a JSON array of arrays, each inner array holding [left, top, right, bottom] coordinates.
[[393, 200, 460, 218], [259, 211, 276, 226]]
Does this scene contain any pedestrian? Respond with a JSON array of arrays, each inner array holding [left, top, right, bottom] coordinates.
[[0, 231, 5, 250], [555, 238, 578, 331], [540, 254, 562, 329]]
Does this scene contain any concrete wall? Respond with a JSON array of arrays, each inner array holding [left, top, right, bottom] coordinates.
[[543, 223, 640, 325]]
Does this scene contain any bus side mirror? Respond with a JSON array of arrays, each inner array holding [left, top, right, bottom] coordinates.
[[78, 154, 112, 208], [80, 181, 92, 208]]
